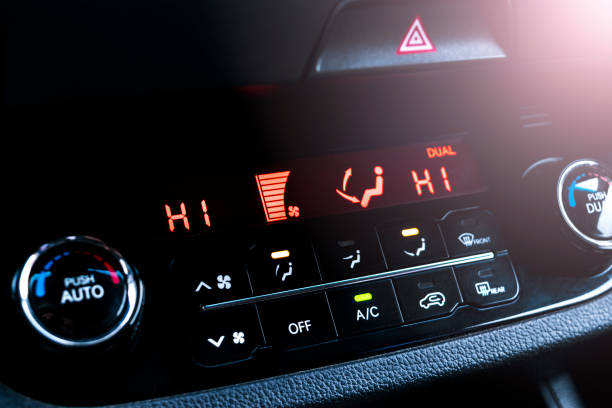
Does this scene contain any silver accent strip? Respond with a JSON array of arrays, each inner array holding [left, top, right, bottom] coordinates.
[[17, 236, 143, 347], [557, 159, 612, 250], [203, 252, 495, 310], [521, 157, 562, 179]]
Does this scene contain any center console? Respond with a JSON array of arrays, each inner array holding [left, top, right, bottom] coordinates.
[[3, 62, 612, 406]]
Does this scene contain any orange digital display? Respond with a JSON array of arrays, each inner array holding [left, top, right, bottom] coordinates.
[[160, 138, 484, 232], [250, 138, 483, 224], [426, 145, 457, 158], [163, 200, 212, 232], [164, 202, 190, 232], [255, 171, 292, 222]]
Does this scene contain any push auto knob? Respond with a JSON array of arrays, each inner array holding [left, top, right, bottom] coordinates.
[[14, 236, 144, 347]]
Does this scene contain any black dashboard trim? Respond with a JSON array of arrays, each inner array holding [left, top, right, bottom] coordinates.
[[2, 271, 612, 408]]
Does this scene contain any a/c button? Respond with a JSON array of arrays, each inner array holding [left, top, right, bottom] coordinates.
[[258, 293, 337, 349], [327, 280, 403, 336]]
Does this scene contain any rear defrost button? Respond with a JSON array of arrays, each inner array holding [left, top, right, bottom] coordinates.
[[454, 255, 519, 307]]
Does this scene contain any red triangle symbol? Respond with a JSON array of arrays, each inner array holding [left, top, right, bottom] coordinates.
[[397, 16, 436, 55]]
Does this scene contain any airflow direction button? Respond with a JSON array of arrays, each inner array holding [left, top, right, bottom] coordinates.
[[378, 221, 447, 269], [314, 229, 385, 282], [246, 236, 321, 295]]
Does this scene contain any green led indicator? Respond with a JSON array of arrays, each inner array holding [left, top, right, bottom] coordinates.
[[354, 292, 373, 303]]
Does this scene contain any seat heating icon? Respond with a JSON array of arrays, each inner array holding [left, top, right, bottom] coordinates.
[[255, 171, 295, 223]]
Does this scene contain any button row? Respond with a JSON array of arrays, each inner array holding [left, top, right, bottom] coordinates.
[[189, 255, 518, 366], [178, 208, 505, 308]]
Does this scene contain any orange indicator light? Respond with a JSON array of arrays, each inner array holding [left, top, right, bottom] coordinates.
[[271, 250, 291, 260], [401, 228, 420, 237]]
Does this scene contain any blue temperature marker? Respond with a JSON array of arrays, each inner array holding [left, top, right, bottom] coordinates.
[[568, 175, 600, 208], [568, 180, 577, 208], [31, 251, 71, 297], [31, 271, 52, 297]]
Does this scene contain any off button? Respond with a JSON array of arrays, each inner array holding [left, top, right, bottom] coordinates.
[[258, 293, 337, 349], [327, 280, 403, 336]]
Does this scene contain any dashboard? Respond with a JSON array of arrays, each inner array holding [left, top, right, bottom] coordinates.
[[2, 0, 612, 407]]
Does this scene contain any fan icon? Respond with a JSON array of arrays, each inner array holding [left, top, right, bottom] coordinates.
[[232, 331, 245, 344], [217, 275, 232, 290], [288, 206, 300, 218]]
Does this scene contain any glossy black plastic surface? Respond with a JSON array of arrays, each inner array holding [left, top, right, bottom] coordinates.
[[3, 59, 612, 406]]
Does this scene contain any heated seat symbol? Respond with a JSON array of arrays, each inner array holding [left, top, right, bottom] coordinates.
[[336, 166, 384, 208]]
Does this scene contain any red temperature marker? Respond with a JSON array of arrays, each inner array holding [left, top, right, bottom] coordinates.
[[255, 171, 291, 222]]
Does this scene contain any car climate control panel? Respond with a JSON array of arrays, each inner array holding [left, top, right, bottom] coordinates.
[[177, 208, 516, 366], [6, 150, 612, 406]]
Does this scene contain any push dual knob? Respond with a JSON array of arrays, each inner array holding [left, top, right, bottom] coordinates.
[[15, 236, 144, 347], [557, 159, 612, 250]]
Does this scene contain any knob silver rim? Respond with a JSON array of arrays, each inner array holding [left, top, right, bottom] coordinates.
[[557, 159, 612, 250], [17, 236, 144, 347]]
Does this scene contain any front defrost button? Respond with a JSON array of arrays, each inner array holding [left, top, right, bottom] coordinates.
[[440, 209, 503, 257]]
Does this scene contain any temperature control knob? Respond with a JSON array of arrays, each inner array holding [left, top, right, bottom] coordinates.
[[558, 159, 612, 250], [15, 236, 144, 347]]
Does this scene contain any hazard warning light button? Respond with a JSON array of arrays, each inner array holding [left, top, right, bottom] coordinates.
[[396, 15, 436, 55], [312, 3, 508, 75]]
